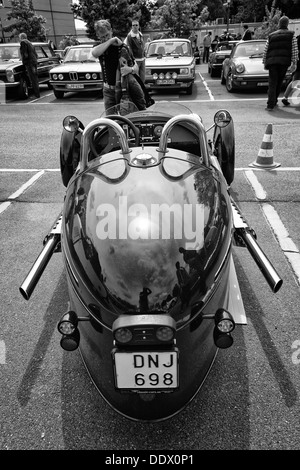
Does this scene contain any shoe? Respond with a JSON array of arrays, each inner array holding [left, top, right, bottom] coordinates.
[[282, 98, 290, 106], [265, 107, 274, 111]]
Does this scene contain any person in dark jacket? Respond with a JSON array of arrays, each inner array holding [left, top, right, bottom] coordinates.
[[92, 19, 146, 111], [19, 33, 40, 98], [263, 16, 298, 111], [242, 25, 252, 41], [281, 34, 300, 106], [125, 20, 145, 83]]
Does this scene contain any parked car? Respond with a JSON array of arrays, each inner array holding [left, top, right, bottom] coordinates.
[[208, 41, 238, 77], [145, 39, 196, 95], [49, 44, 103, 99], [0, 42, 60, 100], [221, 39, 292, 92]]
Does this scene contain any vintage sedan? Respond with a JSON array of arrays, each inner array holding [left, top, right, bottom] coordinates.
[[221, 39, 292, 92], [145, 39, 196, 94], [49, 44, 103, 99], [208, 41, 238, 77], [0, 42, 60, 100]]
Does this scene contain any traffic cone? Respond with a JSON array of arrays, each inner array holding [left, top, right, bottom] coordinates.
[[249, 123, 281, 169]]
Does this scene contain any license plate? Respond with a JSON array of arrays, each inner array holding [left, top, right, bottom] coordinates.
[[113, 349, 178, 390], [156, 79, 175, 85], [257, 82, 268, 86], [66, 83, 84, 89]]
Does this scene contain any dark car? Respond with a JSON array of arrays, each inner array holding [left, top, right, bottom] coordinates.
[[208, 41, 238, 77], [0, 42, 60, 100], [49, 44, 103, 99], [221, 39, 292, 92]]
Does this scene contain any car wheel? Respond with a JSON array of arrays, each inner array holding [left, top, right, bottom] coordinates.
[[226, 72, 235, 92], [17, 77, 29, 100], [221, 69, 226, 85], [208, 63, 211, 74], [186, 83, 193, 95], [54, 89, 64, 99], [211, 67, 217, 78], [47, 82, 53, 90]]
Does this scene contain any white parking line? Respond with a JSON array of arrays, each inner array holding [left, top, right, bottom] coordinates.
[[0, 340, 6, 364], [0, 170, 45, 214], [244, 169, 300, 285], [199, 72, 215, 101]]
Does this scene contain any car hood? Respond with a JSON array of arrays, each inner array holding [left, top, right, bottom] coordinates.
[[233, 57, 266, 74], [146, 56, 194, 67], [63, 151, 232, 316], [50, 62, 101, 73], [0, 59, 22, 71]]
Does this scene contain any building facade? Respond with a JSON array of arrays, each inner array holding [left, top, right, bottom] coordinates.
[[0, 0, 76, 45]]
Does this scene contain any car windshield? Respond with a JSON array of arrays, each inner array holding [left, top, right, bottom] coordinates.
[[216, 42, 236, 52], [234, 41, 266, 58], [146, 41, 192, 57], [0, 45, 20, 61], [64, 47, 97, 63]]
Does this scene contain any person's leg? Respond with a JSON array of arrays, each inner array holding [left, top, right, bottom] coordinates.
[[103, 87, 117, 112], [138, 60, 146, 83], [27, 64, 40, 98], [275, 65, 288, 104], [266, 66, 278, 109], [127, 74, 146, 110]]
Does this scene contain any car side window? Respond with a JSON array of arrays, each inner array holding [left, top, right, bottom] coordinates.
[[35, 46, 47, 59], [41, 46, 53, 58]]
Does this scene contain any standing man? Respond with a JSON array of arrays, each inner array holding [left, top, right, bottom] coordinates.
[[92, 19, 145, 111], [19, 33, 40, 98], [202, 32, 212, 63], [263, 16, 298, 111], [125, 19, 145, 83], [242, 25, 252, 41]]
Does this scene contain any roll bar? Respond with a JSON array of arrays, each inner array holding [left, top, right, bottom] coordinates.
[[157, 114, 210, 167], [79, 114, 211, 172]]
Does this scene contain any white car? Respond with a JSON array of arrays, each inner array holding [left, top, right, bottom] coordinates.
[[145, 39, 196, 95], [49, 44, 103, 99]]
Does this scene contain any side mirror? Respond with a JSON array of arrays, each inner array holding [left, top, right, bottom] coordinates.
[[214, 110, 232, 128], [63, 115, 81, 133]]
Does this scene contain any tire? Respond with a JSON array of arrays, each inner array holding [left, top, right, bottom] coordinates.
[[53, 89, 64, 99], [211, 67, 217, 78], [208, 63, 211, 75], [225, 72, 235, 93], [17, 77, 29, 100], [47, 82, 53, 90], [213, 122, 235, 186], [221, 69, 226, 85], [186, 83, 193, 95]]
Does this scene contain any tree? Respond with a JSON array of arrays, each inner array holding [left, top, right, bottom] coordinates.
[[71, 0, 151, 40], [5, 0, 48, 41], [255, 1, 283, 38], [149, 0, 206, 37]]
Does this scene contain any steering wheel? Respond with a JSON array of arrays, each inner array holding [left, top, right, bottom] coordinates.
[[89, 114, 140, 159]]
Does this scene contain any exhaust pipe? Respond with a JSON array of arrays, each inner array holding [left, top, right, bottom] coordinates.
[[231, 198, 283, 293], [19, 214, 62, 300], [235, 227, 283, 293]]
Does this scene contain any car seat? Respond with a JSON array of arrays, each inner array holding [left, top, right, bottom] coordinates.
[[237, 47, 247, 57], [157, 46, 165, 55]]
